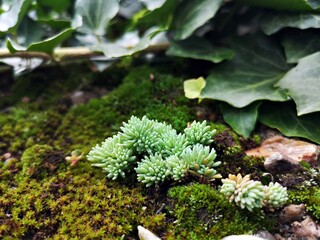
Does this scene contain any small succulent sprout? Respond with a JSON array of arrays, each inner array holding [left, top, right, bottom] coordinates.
[[65, 150, 84, 166], [221, 174, 264, 211], [166, 155, 187, 181], [87, 135, 136, 180], [182, 144, 221, 180], [120, 115, 160, 154], [263, 182, 288, 209], [135, 153, 170, 187], [184, 120, 216, 145], [157, 130, 188, 157]]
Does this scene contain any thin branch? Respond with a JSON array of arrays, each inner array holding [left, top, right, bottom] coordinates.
[[0, 43, 170, 62]]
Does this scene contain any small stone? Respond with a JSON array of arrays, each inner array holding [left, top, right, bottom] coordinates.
[[246, 136, 319, 164], [138, 226, 161, 240], [279, 204, 305, 224], [290, 217, 320, 239], [264, 152, 301, 174], [255, 230, 275, 240], [222, 235, 267, 240]]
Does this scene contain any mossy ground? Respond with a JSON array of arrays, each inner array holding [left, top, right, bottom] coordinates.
[[0, 58, 291, 239]]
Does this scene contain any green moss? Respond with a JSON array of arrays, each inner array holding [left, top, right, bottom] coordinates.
[[166, 183, 276, 239], [288, 186, 320, 220], [18, 144, 65, 181], [0, 169, 165, 239]]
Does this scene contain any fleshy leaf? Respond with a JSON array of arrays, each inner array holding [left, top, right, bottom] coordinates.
[[261, 12, 320, 35], [167, 36, 234, 63], [307, 0, 320, 9], [0, 0, 32, 33], [140, 0, 166, 10], [259, 102, 320, 144], [73, 0, 119, 36], [220, 102, 260, 138], [184, 77, 206, 99], [170, 0, 222, 40], [7, 28, 74, 54], [276, 51, 320, 116], [282, 30, 320, 63], [200, 34, 289, 108]]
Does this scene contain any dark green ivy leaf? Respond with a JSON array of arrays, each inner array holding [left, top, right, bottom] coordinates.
[[73, 0, 119, 36], [166, 36, 234, 63], [220, 102, 261, 138], [261, 12, 320, 35], [170, 0, 222, 40], [7, 28, 74, 54], [0, 0, 32, 33], [200, 33, 289, 108], [276, 51, 320, 116], [259, 102, 320, 144], [282, 29, 320, 63]]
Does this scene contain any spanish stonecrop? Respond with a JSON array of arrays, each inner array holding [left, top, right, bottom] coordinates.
[[184, 120, 216, 145], [182, 144, 221, 181], [120, 116, 159, 155], [263, 182, 288, 209], [220, 174, 288, 211], [87, 135, 136, 180], [135, 154, 170, 187], [87, 115, 219, 187]]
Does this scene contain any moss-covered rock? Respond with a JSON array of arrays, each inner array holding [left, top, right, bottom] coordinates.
[[166, 183, 276, 239]]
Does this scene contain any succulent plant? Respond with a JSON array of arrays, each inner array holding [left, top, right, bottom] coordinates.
[[135, 154, 170, 187], [166, 155, 187, 181], [120, 116, 159, 154], [87, 135, 136, 180], [184, 120, 216, 145], [263, 182, 288, 209], [181, 144, 221, 181], [157, 130, 188, 157], [221, 174, 288, 211], [221, 174, 265, 211]]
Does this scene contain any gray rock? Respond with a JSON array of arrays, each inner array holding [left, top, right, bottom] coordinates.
[[264, 152, 301, 174]]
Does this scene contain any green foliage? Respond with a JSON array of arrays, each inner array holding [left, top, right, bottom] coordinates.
[[135, 153, 170, 187], [166, 183, 276, 239], [220, 174, 288, 211], [87, 115, 219, 187], [288, 186, 320, 220], [19, 144, 65, 180], [184, 120, 216, 145]]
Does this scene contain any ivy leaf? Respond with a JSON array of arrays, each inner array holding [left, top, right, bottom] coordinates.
[[220, 102, 260, 138], [167, 36, 234, 63], [91, 28, 160, 58], [282, 30, 320, 63], [140, 0, 166, 10], [0, 0, 32, 33], [276, 51, 320, 116], [37, 0, 71, 12], [73, 0, 119, 36], [259, 102, 320, 144], [7, 28, 74, 54], [183, 77, 206, 99], [236, 0, 319, 11], [307, 0, 320, 9], [170, 0, 222, 40], [261, 12, 320, 35], [200, 34, 289, 108]]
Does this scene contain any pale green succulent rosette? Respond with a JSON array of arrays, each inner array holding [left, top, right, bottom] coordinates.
[[157, 130, 188, 157], [166, 155, 187, 181], [234, 180, 265, 211], [120, 116, 159, 154], [87, 135, 136, 180], [135, 154, 170, 187], [263, 182, 288, 209], [184, 120, 216, 145], [181, 144, 221, 180]]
